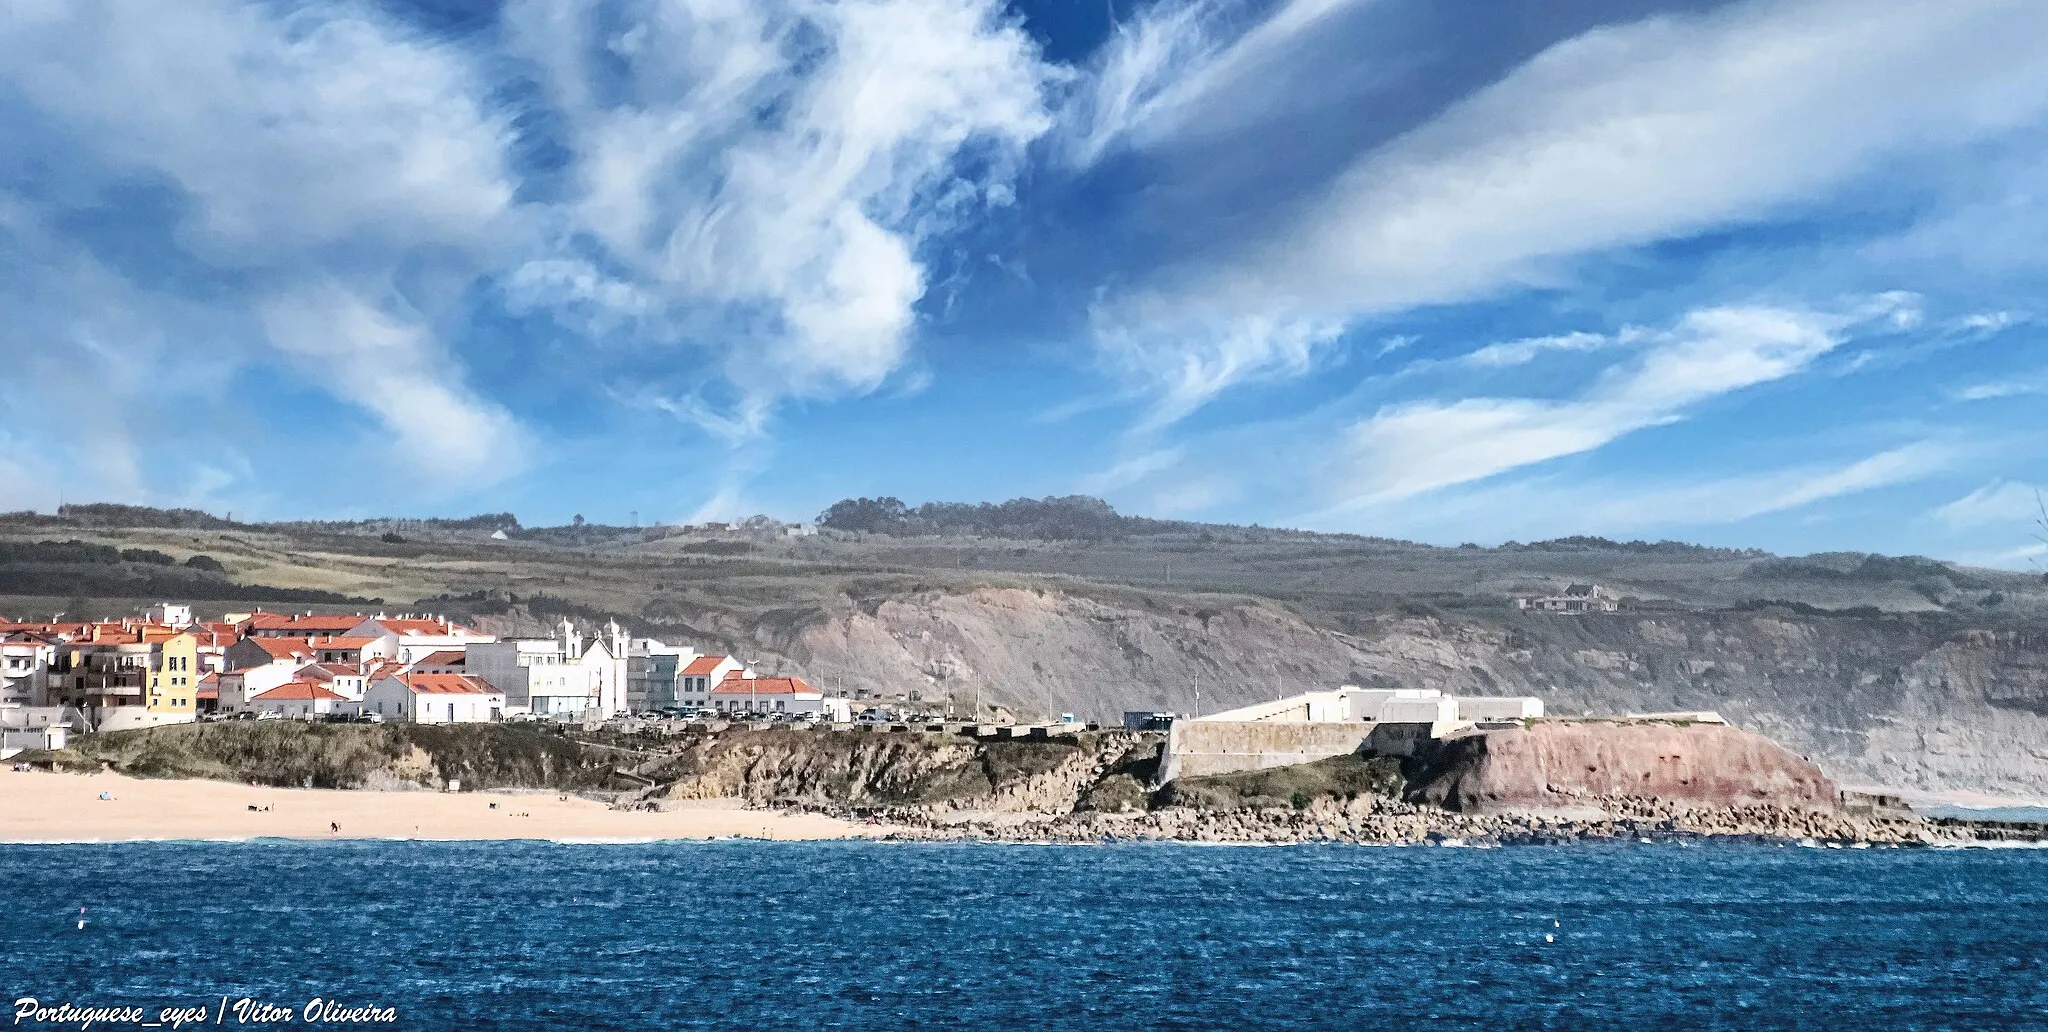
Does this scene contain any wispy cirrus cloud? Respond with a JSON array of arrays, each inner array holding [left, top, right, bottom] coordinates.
[[1326, 441, 1961, 543], [1932, 479, 2045, 531], [1081, 0, 2048, 419], [1326, 300, 1910, 509]]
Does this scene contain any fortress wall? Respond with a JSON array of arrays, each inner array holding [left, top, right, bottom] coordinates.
[[1164, 721, 1376, 780]]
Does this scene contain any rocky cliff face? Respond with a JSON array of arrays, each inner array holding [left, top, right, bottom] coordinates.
[[1404, 722, 1841, 813], [643, 728, 1156, 812], [706, 589, 2048, 797], [477, 587, 2048, 797]]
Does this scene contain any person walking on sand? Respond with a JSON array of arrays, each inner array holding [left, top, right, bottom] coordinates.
[[330, 821, 339, 834]]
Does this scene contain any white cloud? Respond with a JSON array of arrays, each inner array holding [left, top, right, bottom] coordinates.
[[0, 0, 514, 261], [1312, 442, 1957, 543], [1098, 312, 1345, 432], [259, 284, 530, 481], [1331, 303, 1880, 507], [0, 0, 524, 496], [1933, 480, 2045, 531], [1092, 0, 2048, 414], [1954, 380, 2046, 402], [1057, 0, 1360, 166], [1076, 447, 1187, 495], [506, 0, 1056, 438], [1457, 330, 1638, 369]]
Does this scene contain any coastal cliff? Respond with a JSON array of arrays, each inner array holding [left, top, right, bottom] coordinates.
[[601, 588, 2048, 797], [1402, 721, 1840, 813]]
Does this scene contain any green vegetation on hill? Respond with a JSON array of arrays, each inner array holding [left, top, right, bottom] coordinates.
[[34, 722, 614, 792], [1157, 754, 1405, 810], [0, 538, 374, 604]]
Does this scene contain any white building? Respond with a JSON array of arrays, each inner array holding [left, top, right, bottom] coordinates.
[[1, 724, 67, 759], [1517, 583, 1620, 614], [624, 638, 701, 713], [362, 673, 505, 724], [1194, 685, 1545, 736], [217, 659, 314, 714], [247, 680, 349, 719], [1, 634, 55, 713], [144, 603, 194, 629], [677, 655, 746, 710], [464, 621, 626, 720], [345, 615, 497, 664], [707, 673, 848, 719], [301, 663, 371, 704]]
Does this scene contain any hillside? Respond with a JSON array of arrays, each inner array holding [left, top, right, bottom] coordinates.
[[4, 499, 2046, 796]]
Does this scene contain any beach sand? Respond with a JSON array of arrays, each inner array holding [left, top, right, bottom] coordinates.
[[0, 769, 870, 843]]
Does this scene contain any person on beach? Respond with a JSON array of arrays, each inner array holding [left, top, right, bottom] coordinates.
[[330, 821, 339, 834]]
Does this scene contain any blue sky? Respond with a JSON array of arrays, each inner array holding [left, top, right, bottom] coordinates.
[[1, 0, 2044, 566]]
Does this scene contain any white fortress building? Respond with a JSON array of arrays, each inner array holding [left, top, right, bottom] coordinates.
[[1162, 685, 1546, 781]]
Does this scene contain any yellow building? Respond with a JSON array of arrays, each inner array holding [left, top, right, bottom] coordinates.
[[146, 630, 199, 716]]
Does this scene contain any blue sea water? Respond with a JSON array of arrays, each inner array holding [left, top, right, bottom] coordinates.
[[3, 841, 2046, 1030]]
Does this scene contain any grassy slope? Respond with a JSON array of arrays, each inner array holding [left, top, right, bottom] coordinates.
[[33, 722, 615, 792], [1157, 755, 1407, 810]]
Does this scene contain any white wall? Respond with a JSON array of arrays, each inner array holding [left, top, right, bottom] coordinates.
[[1455, 696, 1544, 721]]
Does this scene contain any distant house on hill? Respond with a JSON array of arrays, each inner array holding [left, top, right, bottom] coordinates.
[[1517, 583, 1620, 614]]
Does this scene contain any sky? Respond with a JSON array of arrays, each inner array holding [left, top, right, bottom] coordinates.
[[0, 0, 2044, 567]]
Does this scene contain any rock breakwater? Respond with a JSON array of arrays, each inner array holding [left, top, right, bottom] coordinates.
[[830, 795, 2030, 847]]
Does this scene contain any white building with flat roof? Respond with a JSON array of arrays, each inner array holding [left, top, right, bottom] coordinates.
[[465, 621, 626, 720]]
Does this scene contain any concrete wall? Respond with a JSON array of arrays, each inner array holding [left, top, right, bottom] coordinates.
[[1164, 720, 1378, 780], [94, 708, 196, 733]]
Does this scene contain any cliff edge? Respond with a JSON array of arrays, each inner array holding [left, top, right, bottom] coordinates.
[[1404, 721, 1840, 813]]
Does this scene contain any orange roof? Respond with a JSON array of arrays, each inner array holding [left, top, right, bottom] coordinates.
[[413, 650, 466, 666], [244, 638, 317, 660], [395, 673, 498, 696], [251, 681, 347, 702], [709, 675, 817, 696], [373, 618, 476, 637], [248, 613, 364, 632], [682, 655, 731, 676], [306, 636, 376, 650], [303, 663, 361, 679]]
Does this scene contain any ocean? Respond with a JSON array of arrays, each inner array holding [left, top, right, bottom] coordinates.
[[3, 841, 2045, 1029]]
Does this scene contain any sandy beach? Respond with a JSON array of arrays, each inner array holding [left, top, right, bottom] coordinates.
[[0, 769, 870, 843]]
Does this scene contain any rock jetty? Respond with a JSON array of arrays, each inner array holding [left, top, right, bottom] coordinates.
[[829, 795, 2022, 847]]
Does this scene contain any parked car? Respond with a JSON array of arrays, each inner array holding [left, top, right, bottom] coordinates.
[[354, 712, 385, 724], [255, 711, 283, 720]]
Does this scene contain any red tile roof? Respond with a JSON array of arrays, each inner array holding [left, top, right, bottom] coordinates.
[[413, 650, 467, 667], [709, 674, 817, 696], [307, 636, 376, 650], [682, 655, 731, 676], [248, 614, 364, 634], [244, 638, 318, 660], [251, 681, 347, 702], [395, 673, 498, 696], [373, 618, 477, 637], [195, 672, 220, 699]]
